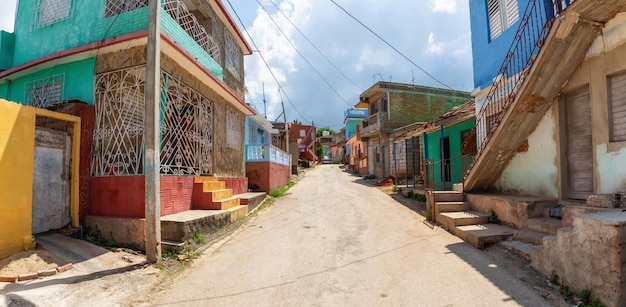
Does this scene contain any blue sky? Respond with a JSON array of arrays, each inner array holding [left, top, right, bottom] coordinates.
[[0, 0, 474, 130]]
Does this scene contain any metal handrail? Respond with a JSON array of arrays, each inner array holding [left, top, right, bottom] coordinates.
[[476, 0, 574, 153]]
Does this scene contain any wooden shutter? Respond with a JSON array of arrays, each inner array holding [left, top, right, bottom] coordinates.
[[505, 0, 519, 26], [488, 0, 503, 40], [609, 73, 626, 142]]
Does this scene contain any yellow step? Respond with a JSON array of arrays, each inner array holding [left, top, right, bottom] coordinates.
[[228, 205, 249, 222], [201, 181, 226, 192], [211, 196, 240, 210], [194, 176, 218, 183]]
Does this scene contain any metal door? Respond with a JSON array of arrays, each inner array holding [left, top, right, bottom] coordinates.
[[32, 128, 71, 234]]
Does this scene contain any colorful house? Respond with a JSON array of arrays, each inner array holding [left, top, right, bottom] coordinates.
[[245, 115, 290, 193], [289, 123, 317, 163], [0, 0, 256, 250], [358, 81, 471, 179], [465, 0, 626, 304]]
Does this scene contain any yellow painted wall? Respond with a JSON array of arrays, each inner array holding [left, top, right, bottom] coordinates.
[[0, 99, 36, 260], [0, 99, 81, 260]]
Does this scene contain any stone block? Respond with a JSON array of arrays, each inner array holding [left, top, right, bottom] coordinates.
[[37, 269, 57, 277], [586, 194, 618, 208], [18, 273, 38, 281], [57, 263, 73, 273], [0, 275, 17, 283]]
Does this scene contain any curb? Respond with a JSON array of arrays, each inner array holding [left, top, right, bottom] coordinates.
[[0, 263, 73, 283]]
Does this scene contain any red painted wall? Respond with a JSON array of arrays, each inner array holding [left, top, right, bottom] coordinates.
[[246, 162, 290, 193], [90, 176, 193, 218], [218, 177, 248, 195]]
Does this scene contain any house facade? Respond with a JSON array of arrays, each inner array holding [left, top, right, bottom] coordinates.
[[0, 0, 255, 249], [245, 115, 290, 193], [358, 81, 470, 179], [466, 0, 626, 304], [289, 123, 317, 164]]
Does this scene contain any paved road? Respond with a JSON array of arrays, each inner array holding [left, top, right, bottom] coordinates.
[[150, 165, 552, 306]]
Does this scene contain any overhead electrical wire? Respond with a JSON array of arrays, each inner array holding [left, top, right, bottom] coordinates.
[[265, 0, 363, 92], [328, 0, 453, 90], [225, 0, 312, 124], [256, 1, 353, 108]]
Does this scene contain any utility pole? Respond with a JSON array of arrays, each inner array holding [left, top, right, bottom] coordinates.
[[262, 82, 267, 119], [145, 0, 161, 263]]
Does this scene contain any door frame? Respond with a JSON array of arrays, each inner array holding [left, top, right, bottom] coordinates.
[[559, 85, 595, 200]]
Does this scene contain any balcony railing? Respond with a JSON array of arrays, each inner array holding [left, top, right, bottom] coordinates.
[[246, 144, 291, 166], [104, 0, 220, 63], [360, 113, 381, 136], [476, 0, 574, 153]]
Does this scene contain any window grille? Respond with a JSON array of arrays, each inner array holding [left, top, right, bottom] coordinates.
[[225, 31, 242, 80], [25, 74, 65, 108], [226, 107, 243, 149], [104, 0, 147, 18], [33, 0, 72, 29]]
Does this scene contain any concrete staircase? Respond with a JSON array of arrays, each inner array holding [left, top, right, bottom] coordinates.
[[432, 190, 514, 249], [501, 213, 563, 261], [193, 176, 244, 211], [464, 0, 626, 192]]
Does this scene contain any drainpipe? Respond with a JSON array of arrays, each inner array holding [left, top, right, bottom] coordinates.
[[387, 91, 391, 121], [412, 136, 416, 189], [440, 125, 445, 191]]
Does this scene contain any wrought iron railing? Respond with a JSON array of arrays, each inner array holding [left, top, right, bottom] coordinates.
[[104, 0, 220, 62], [476, 0, 574, 153]]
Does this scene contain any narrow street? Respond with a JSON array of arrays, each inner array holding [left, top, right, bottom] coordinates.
[[144, 165, 552, 306]]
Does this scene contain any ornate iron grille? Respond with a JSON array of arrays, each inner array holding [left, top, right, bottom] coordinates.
[[92, 66, 214, 176], [160, 75, 213, 175], [226, 106, 243, 149], [92, 67, 146, 176], [25, 74, 65, 108], [104, 0, 148, 17], [224, 32, 241, 80], [164, 0, 220, 62]]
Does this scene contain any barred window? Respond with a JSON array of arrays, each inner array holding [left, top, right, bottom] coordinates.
[[25, 74, 65, 108], [224, 31, 242, 80], [104, 0, 148, 18], [226, 107, 243, 149], [33, 0, 72, 29]]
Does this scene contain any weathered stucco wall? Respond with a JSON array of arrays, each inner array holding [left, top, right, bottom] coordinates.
[[0, 100, 36, 260], [562, 13, 626, 195], [532, 212, 626, 307], [494, 109, 559, 197]]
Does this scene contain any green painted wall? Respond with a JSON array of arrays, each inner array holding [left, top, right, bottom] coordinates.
[[0, 58, 96, 105], [160, 11, 223, 80], [346, 119, 361, 138], [0, 31, 15, 70], [425, 118, 476, 185], [11, 1, 222, 80], [13, 1, 149, 67]]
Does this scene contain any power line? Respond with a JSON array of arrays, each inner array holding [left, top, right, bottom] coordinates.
[[266, 0, 363, 93], [225, 0, 312, 124], [328, 0, 453, 90], [256, 1, 353, 108]]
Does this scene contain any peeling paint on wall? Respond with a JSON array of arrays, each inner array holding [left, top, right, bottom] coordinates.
[[596, 143, 626, 194], [494, 110, 558, 197]]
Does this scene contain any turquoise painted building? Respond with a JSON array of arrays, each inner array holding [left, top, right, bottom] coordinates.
[[0, 0, 260, 240]]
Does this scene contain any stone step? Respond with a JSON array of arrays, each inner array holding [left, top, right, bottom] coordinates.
[[227, 205, 249, 222], [433, 191, 464, 202], [194, 176, 218, 183], [437, 211, 489, 231], [527, 217, 562, 235], [435, 201, 470, 213], [454, 224, 515, 249], [452, 183, 464, 193], [193, 188, 234, 209], [209, 196, 240, 211], [515, 229, 548, 245], [238, 192, 267, 212], [199, 180, 227, 192], [500, 240, 536, 261]]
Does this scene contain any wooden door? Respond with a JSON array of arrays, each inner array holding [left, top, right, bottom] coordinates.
[[565, 87, 593, 199]]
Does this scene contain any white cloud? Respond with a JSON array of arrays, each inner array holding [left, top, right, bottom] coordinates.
[[0, 0, 17, 32], [355, 47, 393, 73], [429, 0, 457, 14], [427, 32, 445, 55]]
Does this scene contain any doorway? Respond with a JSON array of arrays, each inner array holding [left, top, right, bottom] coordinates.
[[564, 86, 593, 199]]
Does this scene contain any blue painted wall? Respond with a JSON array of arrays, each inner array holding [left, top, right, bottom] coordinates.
[[245, 117, 272, 145], [470, 0, 531, 89]]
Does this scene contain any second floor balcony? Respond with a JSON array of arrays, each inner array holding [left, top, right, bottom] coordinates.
[[246, 144, 291, 166]]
